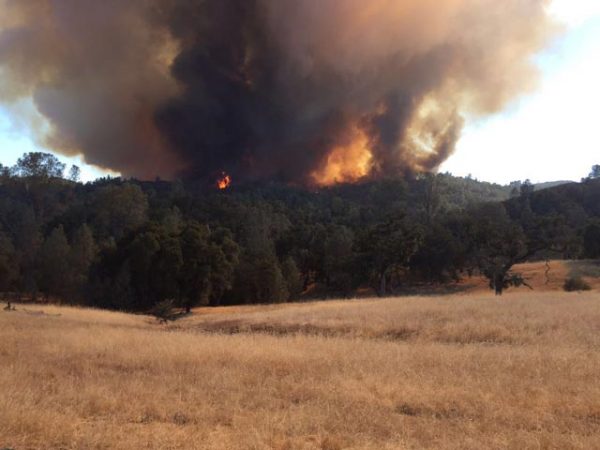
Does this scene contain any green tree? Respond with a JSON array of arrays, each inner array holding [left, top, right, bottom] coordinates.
[[127, 229, 162, 310], [68, 224, 96, 302], [466, 204, 530, 295], [204, 227, 240, 306], [68, 165, 81, 182], [519, 179, 535, 198], [0, 231, 17, 297], [230, 253, 288, 304], [11, 206, 42, 297], [91, 183, 149, 241], [37, 225, 71, 300], [150, 233, 183, 307], [281, 256, 303, 300], [92, 222, 239, 312], [0, 163, 12, 181], [410, 221, 465, 282], [110, 262, 134, 310], [583, 220, 600, 258], [178, 223, 239, 310], [358, 215, 422, 296], [14, 152, 66, 178], [322, 226, 357, 296]]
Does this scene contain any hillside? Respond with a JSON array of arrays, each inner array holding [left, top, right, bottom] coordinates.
[[0, 163, 516, 309], [533, 180, 574, 191], [2, 153, 600, 311]]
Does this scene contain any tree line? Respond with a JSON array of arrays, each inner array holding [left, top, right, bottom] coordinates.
[[1, 152, 599, 311]]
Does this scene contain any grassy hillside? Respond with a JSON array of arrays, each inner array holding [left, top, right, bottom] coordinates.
[[2, 287, 600, 449]]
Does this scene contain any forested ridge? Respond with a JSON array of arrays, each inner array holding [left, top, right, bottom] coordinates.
[[1, 153, 599, 311]]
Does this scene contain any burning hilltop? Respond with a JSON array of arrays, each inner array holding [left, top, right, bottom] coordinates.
[[0, 0, 556, 186]]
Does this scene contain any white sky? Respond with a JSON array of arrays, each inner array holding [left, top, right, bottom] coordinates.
[[549, 0, 600, 27], [441, 0, 600, 183], [0, 0, 599, 184], [0, 108, 111, 181]]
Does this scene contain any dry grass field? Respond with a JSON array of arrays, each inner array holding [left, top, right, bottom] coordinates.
[[1, 263, 600, 449]]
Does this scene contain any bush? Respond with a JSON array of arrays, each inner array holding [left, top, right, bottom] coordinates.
[[149, 299, 175, 322], [563, 277, 592, 292]]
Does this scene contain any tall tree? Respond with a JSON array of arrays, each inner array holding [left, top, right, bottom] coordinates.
[[37, 225, 71, 300], [0, 231, 17, 298], [68, 165, 81, 182], [91, 183, 149, 241], [322, 225, 357, 296], [583, 219, 600, 258], [11, 206, 42, 296], [465, 204, 530, 295], [281, 256, 303, 299], [358, 215, 422, 296], [410, 221, 465, 283], [0, 163, 12, 181], [14, 152, 66, 178], [69, 224, 96, 302], [178, 223, 240, 309]]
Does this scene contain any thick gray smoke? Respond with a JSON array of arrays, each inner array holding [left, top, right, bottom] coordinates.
[[0, 0, 556, 184]]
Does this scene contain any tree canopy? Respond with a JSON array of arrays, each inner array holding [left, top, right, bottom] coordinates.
[[0, 151, 598, 310]]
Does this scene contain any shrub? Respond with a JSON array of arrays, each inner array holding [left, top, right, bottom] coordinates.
[[563, 277, 592, 292], [149, 299, 175, 322]]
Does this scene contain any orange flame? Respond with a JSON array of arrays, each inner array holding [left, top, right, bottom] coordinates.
[[311, 125, 374, 186], [217, 172, 231, 190]]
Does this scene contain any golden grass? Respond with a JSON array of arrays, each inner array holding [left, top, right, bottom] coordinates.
[[2, 290, 600, 449]]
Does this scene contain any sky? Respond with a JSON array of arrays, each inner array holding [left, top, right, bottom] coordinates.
[[441, 0, 600, 184], [0, 0, 599, 184], [0, 106, 112, 181]]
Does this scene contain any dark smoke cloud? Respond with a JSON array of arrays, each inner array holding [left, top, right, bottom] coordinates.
[[0, 0, 556, 184]]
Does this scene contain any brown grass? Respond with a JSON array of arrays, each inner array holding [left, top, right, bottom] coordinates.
[[2, 288, 600, 448]]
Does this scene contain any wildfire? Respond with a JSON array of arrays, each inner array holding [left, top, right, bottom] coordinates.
[[311, 126, 374, 186], [217, 172, 232, 190]]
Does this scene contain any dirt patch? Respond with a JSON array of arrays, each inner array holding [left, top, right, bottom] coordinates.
[[196, 320, 360, 339], [395, 403, 469, 420]]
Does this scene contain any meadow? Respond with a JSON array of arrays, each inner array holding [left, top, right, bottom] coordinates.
[[1, 277, 600, 449]]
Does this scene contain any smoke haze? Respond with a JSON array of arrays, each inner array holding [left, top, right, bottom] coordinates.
[[0, 0, 556, 184]]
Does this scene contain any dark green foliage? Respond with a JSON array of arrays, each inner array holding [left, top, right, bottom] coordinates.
[[229, 253, 288, 304], [37, 225, 71, 300], [90, 183, 149, 241], [14, 152, 65, 178], [563, 277, 591, 292], [357, 215, 422, 296], [463, 203, 529, 295], [68, 224, 96, 303], [320, 225, 358, 296], [149, 299, 176, 322], [583, 220, 600, 259], [0, 162, 10, 178], [179, 223, 239, 309], [91, 222, 239, 311], [281, 257, 303, 299], [410, 221, 465, 282], [0, 231, 17, 296], [1, 151, 600, 309]]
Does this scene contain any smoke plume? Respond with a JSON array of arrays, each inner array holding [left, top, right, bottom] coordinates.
[[0, 0, 555, 184]]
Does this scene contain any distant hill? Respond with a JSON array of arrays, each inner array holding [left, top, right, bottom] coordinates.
[[533, 180, 575, 191], [319, 173, 513, 213], [507, 177, 600, 220]]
